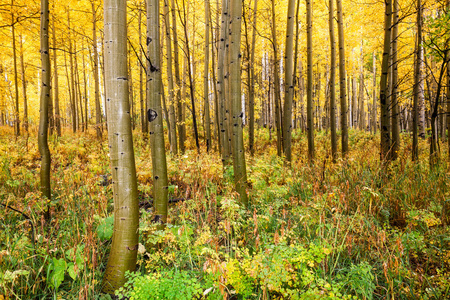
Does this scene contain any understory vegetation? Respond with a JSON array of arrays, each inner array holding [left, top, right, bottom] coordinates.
[[1, 126, 450, 299]]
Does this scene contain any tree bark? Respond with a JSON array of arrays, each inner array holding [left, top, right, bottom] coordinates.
[[204, 0, 212, 152], [52, 11, 61, 137], [306, 0, 314, 161], [163, 0, 178, 154], [92, 0, 103, 139], [248, 0, 258, 157], [329, 0, 337, 161], [391, 0, 400, 160], [282, 0, 296, 162], [39, 0, 52, 222], [147, 0, 169, 225], [19, 34, 28, 133], [380, 0, 392, 161], [230, 0, 248, 205], [336, 0, 348, 156], [102, 0, 139, 293]]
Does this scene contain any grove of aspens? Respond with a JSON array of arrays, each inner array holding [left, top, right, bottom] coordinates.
[[0, 0, 449, 299]]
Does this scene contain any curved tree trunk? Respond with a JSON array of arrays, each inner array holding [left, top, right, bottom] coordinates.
[[102, 0, 139, 293]]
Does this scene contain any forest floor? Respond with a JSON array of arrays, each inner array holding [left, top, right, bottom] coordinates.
[[1, 126, 450, 299]]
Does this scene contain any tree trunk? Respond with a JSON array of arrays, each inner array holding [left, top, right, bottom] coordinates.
[[163, 0, 178, 154], [336, 0, 348, 156], [380, 0, 392, 161], [102, 0, 139, 293], [358, 44, 365, 131], [19, 34, 28, 133], [230, 0, 248, 205], [412, 0, 423, 160], [328, 0, 337, 160], [372, 51, 377, 134], [282, 0, 296, 162], [204, 0, 212, 152], [391, 0, 400, 160], [218, 0, 231, 166], [39, 0, 51, 222], [11, 0, 20, 136], [248, 0, 258, 156], [271, 0, 283, 157], [92, 0, 103, 139], [52, 11, 61, 136], [306, 0, 314, 161], [68, 9, 77, 133]]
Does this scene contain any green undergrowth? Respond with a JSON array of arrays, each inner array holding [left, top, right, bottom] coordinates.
[[1, 126, 450, 299]]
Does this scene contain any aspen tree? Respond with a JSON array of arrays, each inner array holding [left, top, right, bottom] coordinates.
[[412, 0, 423, 161], [329, 0, 337, 160], [52, 10, 61, 137], [372, 52, 377, 134], [336, 0, 348, 156], [204, 0, 212, 152], [282, 0, 296, 162], [163, 0, 178, 154], [230, 0, 248, 205], [248, 0, 258, 157], [147, 0, 169, 224], [102, 0, 139, 293], [218, 0, 232, 166], [92, 0, 103, 139], [391, 0, 400, 160], [306, 0, 314, 160], [38, 0, 51, 221], [380, 0, 392, 160], [19, 34, 28, 133], [11, 0, 20, 136]]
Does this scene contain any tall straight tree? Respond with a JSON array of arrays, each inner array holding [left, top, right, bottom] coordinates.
[[52, 9, 61, 137], [271, 0, 283, 156], [147, 0, 169, 223], [306, 0, 314, 160], [163, 0, 178, 154], [412, 0, 423, 160], [217, 0, 231, 166], [328, 0, 337, 160], [391, 0, 400, 160], [11, 0, 20, 136], [282, 0, 296, 162], [230, 0, 248, 205], [92, 0, 103, 139], [380, 0, 392, 160], [38, 0, 51, 221], [204, 0, 212, 152], [102, 0, 139, 293], [336, 0, 348, 156], [19, 35, 28, 133], [248, 0, 258, 156]]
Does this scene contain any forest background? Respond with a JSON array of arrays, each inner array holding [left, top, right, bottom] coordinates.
[[1, 0, 450, 299]]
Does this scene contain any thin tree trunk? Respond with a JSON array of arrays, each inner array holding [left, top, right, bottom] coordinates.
[[68, 9, 77, 133], [52, 10, 61, 136], [329, 0, 337, 161], [218, 0, 231, 166], [248, 0, 258, 156], [11, 0, 20, 136], [282, 0, 296, 162], [92, 0, 102, 138], [336, 0, 348, 156], [230, 0, 248, 205], [163, 0, 178, 154], [412, 0, 423, 160], [380, 0, 392, 161], [19, 34, 28, 133], [372, 51, 377, 134], [171, 0, 183, 152], [391, 0, 400, 160], [204, 0, 212, 152], [359, 44, 365, 131], [39, 0, 51, 220], [271, 0, 282, 157], [306, 0, 314, 160], [102, 0, 139, 293]]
